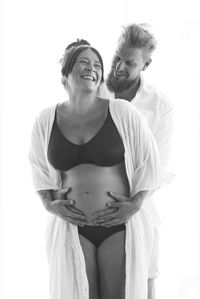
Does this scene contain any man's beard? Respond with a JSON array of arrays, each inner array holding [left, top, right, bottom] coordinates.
[[106, 70, 136, 93]]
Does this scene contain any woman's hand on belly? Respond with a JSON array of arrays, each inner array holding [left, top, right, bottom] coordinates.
[[51, 187, 87, 226], [92, 191, 148, 227]]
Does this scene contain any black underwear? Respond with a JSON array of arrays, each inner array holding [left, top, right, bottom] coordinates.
[[78, 224, 126, 247], [47, 107, 125, 171]]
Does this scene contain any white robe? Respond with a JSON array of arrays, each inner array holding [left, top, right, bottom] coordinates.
[[29, 98, 162, 299]]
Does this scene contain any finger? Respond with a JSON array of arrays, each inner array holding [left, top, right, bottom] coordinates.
[[56, 205, 87, 220], [57, 187, 72, 196], [64, 187, 74, 199], [107, 191, 130, 202], [63, 212, 87, 221], [92, 207, 117, 218], [67, 205, 85, 216], [102, 219, 125, 227], [65, 211, 87, 220], [106, 202, 123, 208], [67, 219, 86, 227], [51, 199, 75, 207], [62, 216, 86, 227], [51, 187, 72, 198], [93, 211, 119, 224]]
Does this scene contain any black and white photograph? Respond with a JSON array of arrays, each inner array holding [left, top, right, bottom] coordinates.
[[1, 0, 200, 298]]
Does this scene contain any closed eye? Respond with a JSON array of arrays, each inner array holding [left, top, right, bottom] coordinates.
[[78, 59, 88, 65], [126, 61, 137, 68], [94, 63, 102, 70], [113, 55, 121, 64], [78, 59, 101, 70]]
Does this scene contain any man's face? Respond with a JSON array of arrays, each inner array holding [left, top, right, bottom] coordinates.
[[106, 43, 146, 93]]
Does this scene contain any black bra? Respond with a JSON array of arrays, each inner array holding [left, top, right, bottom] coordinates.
[[47, 108, 125, 171]]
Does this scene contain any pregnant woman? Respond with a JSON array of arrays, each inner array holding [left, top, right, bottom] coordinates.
[[29, 39, 161, 299]]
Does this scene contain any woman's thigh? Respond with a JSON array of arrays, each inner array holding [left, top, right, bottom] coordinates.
[[79, 234, 99, 299], [97, 230, 126, 299]]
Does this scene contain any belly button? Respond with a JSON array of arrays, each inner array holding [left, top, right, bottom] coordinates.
[[84, 191, 90, 195]]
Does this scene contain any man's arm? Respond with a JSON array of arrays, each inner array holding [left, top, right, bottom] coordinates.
[[154, 102, 173, 169], [37, 189, 87, 226]]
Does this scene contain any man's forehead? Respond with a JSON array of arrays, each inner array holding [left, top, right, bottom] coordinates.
[[115, 44, 144, 61]]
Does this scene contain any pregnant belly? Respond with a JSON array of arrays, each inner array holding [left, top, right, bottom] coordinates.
[[61, 163, 129, 225]]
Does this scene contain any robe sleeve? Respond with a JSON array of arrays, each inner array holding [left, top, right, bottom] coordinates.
[[29, 116, 57, 191], [128, 105, 162, 196]]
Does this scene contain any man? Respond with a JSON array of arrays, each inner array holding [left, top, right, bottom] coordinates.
[[103, 23, 173, 299], [106, 23, 173, 170]]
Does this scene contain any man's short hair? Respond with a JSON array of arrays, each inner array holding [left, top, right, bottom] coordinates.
[[119, 23, 157, 59]]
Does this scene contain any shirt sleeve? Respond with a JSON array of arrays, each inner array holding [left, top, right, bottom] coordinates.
[[155, 99, 173, 167], [154, 99, 174, 184]]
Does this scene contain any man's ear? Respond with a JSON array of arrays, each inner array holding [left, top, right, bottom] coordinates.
[[142, 58, 152, 71]]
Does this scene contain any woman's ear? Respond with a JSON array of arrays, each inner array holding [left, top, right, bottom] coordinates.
[[61, 76, 68, 89], [61, 76, 66, 85], [142, 58, 152, 71]]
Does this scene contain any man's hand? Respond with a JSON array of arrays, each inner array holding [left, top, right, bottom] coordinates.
[[92, 191, 147, 227], [38, 188, 87, 226]]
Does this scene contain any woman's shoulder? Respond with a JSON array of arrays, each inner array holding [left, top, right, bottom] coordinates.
[[110, 98, 130, 110], [36, 104, 57, 125], [110, 98, 144, 119], [110, 98, 151, 135]]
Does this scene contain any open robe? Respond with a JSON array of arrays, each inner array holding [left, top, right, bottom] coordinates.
[[29, 98, 161, 299]]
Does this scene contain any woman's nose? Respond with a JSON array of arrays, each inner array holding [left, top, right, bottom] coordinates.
[[86, 62, 94, 71]]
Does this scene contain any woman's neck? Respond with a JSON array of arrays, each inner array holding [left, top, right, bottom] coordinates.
[[65, 89, 107, 117], [66, 89, 97, 115]]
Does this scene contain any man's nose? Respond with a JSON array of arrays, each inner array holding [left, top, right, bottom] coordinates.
[[115, 60, 124, 72]]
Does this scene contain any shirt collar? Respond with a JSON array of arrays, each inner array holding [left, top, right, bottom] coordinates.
[[134, 75, 149, 101]]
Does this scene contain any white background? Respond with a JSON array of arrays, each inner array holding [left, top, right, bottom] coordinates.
[[1, 0, 200, 298]]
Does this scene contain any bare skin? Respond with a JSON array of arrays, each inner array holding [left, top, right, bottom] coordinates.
[[148, 279, 156, 299], [39, 48, 151, 298], [79, 230, 126, 299], [60, 163, 130, 225]]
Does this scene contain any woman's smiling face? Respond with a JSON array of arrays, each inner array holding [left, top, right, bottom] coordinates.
[[67, 48, 103, 93]]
